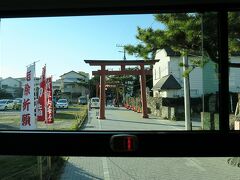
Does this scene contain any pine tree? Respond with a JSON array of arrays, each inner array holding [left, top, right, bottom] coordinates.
[[125, 12, 240, 62]]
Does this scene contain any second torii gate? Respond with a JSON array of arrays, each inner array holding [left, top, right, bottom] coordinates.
[[84, 60, 158, 119]]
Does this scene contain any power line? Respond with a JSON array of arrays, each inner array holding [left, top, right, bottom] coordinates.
[[116, 44, 126, 60]]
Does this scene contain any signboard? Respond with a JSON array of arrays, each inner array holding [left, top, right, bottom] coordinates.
[[20, 64, 37, 130], [37, 65, 46, 121], [46, 77, 54, 124]]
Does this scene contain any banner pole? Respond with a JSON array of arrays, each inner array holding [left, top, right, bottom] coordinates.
[[34, 62, 38, 129], [45, 65, 47, 125]]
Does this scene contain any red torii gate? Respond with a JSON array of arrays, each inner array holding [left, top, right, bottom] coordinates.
[[84, 60, 158, 119]]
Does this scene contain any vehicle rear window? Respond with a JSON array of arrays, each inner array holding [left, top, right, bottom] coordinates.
[[58, 100, 67, 103], [91, 99, 99, 102]]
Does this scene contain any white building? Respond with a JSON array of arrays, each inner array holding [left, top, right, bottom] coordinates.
[[16, 77, 40, 89], [229, 53, 240, 92], [52, 79, 61, 91], [0, 77, 22, 97], [152, 48, 240, 98], [60, 71, 89, 102]]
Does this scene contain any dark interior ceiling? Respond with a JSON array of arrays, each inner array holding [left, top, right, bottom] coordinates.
[[0, 0, 240, 18]]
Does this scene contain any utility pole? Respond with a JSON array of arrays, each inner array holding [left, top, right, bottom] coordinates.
[[183, 56, 192, 130], [116, 44, 126, 61]]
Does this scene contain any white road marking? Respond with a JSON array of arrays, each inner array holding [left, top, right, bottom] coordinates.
[[97, 112, 110, 179], [102, 157, 111, 180]]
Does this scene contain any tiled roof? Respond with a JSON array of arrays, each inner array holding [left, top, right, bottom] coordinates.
[[152, 74, 181, 91], [164, 47, 181, 56]]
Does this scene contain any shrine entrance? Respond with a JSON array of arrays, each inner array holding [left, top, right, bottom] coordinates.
[[84, 60, 158, 119]]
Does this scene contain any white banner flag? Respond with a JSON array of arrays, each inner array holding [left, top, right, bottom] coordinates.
[[20, 64, 37, 130]]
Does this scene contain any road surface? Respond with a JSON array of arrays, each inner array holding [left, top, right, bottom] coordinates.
[[61, 107, 240, 180]]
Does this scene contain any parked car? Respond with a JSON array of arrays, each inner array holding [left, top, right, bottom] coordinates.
[[13, 98, 22, 110], [0, 99, 15, 110], [56, 99, 68, 109], [78, 96, 87, 105], [90, 97, 100, 109]]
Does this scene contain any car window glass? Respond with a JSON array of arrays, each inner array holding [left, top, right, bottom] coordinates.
[[0, 12, 225, 131], [0, 5, 238, 179]]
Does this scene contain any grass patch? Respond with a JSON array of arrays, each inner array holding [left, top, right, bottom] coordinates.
[[0, 156, 66, 180], [0, 105, 88, 179], [30, 104, 88, 130], [0, 105, 88, 130], [47, 104, 88, 130], [54, 113, 76, 120]]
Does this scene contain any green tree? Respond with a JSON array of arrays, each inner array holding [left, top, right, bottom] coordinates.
[[0, 89, 13, 99], [125, 12, 240, 130], [106, 75, 135, 103], [14, 87, 23, 98], [89, 75, 100, 97], [125, 12, 240, 63], [228, 12, 240, 54], [125, 27, 167, 60]]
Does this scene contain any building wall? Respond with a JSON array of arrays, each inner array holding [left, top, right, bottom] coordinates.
[[153, 49, 170, 97], [202, 60, 218, 94], [0, 77, 22, 97], [198, 56, 240, 94], [229, 56, 240, 92], [153, 49, 170, 85], [61, 71, 87, 89], [61, 71, 86, 81], [1, 77, 21, 88], [16, 78, 40, 89], [169, 56, 203, 97], [60, 71, 89, 102], [188, 59, 203, 97], [154, 53, 240, 98], [159, 90, 181, 98], [52, 79, 61, 91], [63, 84, 87, 94], [153, 49, 204, 98]]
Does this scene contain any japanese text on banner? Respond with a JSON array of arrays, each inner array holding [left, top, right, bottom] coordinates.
[[20, 64, 37, 130], [46, 77, 54, 124], [37, 65, 46, 121]]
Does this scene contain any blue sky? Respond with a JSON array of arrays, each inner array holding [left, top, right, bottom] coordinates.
[[0, 14, 163, 80]]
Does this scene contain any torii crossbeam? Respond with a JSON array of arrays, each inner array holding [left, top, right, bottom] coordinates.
[[85, 60, 158, 119]]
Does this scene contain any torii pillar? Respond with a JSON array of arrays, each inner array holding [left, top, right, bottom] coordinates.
[[99, 65, 106, 119], [140, 64, 148, 118]]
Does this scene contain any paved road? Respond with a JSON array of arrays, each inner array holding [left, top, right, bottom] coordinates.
[[82, 107, 200, 131], [61, 107, 240, 180]]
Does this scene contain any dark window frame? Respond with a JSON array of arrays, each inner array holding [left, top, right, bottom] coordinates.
[[0, 0, 240, 156]]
